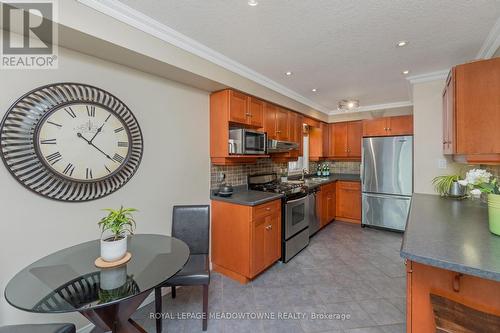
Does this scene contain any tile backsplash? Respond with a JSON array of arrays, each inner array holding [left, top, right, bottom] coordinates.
[[210, 159, 360, 188]]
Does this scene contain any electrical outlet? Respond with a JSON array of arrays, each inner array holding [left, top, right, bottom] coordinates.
[[438, 158, 447, 169]]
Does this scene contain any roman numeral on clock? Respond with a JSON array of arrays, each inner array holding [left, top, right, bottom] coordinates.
[[41, 139, 57, 145], [63, 163, 75, 176], [113, 153, 125, 163], [117, 141, 128, 147], [105, 165, 112, 173], [65, 107, 77, 118], [86, 168, 93, 180], [114, 127, 124, 133], [86, 105, 96, 117], [46, 152, 62, 165]]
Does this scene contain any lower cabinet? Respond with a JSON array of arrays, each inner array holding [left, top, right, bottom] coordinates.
[[406, 261, 500, 332], [336, 181, 361, 223], [319, 183, 336, 228], [211, 199, 281, 283]]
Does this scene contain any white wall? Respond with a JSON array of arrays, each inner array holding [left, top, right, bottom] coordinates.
[[413, 79, 460, 194], [0, 44, 210, 328]]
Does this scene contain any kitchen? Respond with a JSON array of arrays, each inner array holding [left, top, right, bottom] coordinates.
[[0, 1, 499, 333]]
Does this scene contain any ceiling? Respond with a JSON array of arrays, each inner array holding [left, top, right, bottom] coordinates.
[[115, 0, 500, 114]]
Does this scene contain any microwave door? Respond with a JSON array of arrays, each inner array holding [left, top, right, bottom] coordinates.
[[244, 131, 266, 154]]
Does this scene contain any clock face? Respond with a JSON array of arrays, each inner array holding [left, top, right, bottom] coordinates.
[[0, 83, 143, 202], [37, 104, 130, 182]]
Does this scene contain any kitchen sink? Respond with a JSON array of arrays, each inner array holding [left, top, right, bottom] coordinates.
[[310, 177, 329, 182]]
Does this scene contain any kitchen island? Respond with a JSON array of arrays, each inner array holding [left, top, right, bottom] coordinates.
[[401, 194, 500, 332]]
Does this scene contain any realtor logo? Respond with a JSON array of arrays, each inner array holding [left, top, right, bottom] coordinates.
[[1, 0, 58, 69]]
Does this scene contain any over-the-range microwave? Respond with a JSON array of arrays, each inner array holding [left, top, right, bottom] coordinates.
[[228, 128, 267, 155]]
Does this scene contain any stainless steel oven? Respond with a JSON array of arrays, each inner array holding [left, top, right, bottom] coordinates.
[[283, 193, 310, 262], [229, 128, 266, 155], [284, 195, 309, 239]]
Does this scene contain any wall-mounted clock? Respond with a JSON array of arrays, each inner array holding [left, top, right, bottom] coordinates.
[[0, 83, 144, 201]]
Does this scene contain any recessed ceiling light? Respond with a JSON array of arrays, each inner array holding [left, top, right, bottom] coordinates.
[[402, 70, 410, 75], [312, 88, 318, 92], [396, 40, 408, 47], [248, 0, 258, 6], [285, 71, 293, 76]]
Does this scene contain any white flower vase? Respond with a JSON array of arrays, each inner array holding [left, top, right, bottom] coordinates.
[[100, 234, 127, 262]]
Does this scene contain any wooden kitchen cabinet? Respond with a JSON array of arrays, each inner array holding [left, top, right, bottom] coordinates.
[[247, 96, 264, 127], [406, 261, 500, 332], [210, 89, 269, 165], [389, 115, 413, 136], [309, 122, 327, 161], [442, 58, 500, 163], [211, 199, 281, 283], [227, 90, 264, 128], [319, 182, 336, 228], [336, 181, 361, 223], [276, 107, 290, 141], [329, 121, 362, 159], [264, 103, 290, 141], [362, 115, 413, 137], [443, 69, 455, 155]]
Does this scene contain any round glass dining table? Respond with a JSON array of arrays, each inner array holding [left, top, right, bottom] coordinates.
[[5, 234, 189, 333]]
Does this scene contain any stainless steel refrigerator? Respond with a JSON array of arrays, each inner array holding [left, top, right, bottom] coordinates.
[[361, 136, 413, 231]]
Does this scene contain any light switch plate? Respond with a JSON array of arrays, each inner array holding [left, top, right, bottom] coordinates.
[[438, 158, 447, 169]]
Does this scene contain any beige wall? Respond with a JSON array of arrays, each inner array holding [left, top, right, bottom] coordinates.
[[0, 42, 210, 328], [413, 79, 460, 194]]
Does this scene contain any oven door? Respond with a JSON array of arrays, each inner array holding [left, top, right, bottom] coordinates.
[[284, 195, 309, 239], [243, 130, 266, 154]]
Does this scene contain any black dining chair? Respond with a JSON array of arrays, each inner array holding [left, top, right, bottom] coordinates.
[[155, 205, 210, 332], [0, 324, 75, 333]]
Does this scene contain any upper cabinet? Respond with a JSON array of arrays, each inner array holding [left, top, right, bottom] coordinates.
[[276, 107, 290, 141], [443, 58, 500, 163], [228, 90, 264, 128], [211, 89, 269, 165], [309, 122, 327, 161], [327, 121, 362, 160], [247, 96, 264, 128], [264, 104, 291, 142], [362, 115, 413, 137]]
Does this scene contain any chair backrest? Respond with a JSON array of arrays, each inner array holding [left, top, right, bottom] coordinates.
[[172, 205, 210, 255]]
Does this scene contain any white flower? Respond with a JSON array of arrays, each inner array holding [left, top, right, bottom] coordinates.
[[470, 189, 482, 198], [457, 180, 468, 186], [465, 169, 492, 185]]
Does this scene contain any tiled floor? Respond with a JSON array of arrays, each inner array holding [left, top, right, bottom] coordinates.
[[133, 222, 406, 332]]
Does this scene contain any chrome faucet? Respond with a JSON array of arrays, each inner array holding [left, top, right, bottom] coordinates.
[[301, 168, 309, 181]]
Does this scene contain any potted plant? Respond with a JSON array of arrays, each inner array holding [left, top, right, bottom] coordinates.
[[98, 207, 137, 262], [459, 169, 500, 236], [432, 175, 465, 197]]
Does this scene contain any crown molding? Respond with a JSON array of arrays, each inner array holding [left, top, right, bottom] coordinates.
[[406, 70, 449, 84], [328, 100, 413, 115], [76, 0, 330, 113], [476, 17, 500, 59]]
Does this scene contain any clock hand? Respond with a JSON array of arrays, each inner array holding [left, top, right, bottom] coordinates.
[[77, 133, 113, 161], [89, 122, 106, 144]]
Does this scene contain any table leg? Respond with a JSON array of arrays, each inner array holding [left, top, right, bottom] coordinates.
[[80, 292, 150, 333]]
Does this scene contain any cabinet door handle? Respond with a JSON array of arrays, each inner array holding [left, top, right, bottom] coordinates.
[[384, 127, 388, 131], [265, 207, 271, 211], [453, 273, 463, 292], [388, 128, 391, 131], [265, 225, 272, 230]]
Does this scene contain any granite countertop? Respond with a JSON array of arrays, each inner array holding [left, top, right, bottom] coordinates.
[[210, 186, 283, 206], [210, 174, 360, 206], [303, 173, 360, 189], [400, 194, 500, 282]]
